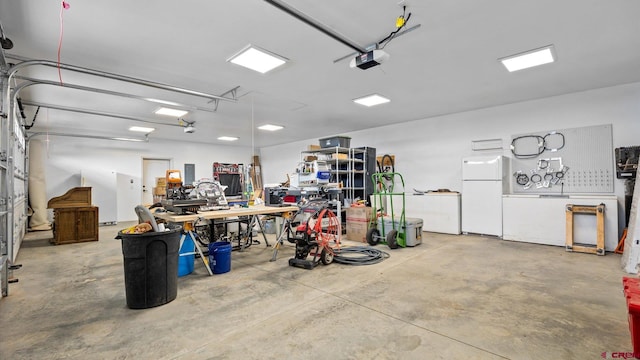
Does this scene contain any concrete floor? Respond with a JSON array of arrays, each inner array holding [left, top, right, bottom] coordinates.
[[0, 223, 633, 359]]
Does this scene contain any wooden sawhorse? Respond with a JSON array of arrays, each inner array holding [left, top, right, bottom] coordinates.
[[181, 222, 214, 276]]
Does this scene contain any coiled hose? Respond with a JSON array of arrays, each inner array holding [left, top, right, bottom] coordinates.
[[333, 246, 390, 266]]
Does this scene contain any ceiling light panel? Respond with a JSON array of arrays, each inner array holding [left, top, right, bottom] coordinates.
[[129, 126, 155, 133], [353, 94, 391, 107], [218, 136, 239, 141], [258, 124, 284, 131], [227, 45, 287, 74], [154, 107, 188, 117], [500, 45, 555, 72], [112, 137, 147, 142]]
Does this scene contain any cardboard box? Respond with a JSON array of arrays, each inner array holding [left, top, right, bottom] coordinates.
[[156, 177, 167, 187], [346, 206, 373, 222], [346, 206, 373, 243], [346, 221, 369, 243], [308, 144, 321, 151], [331, 153, 348, 160], [304, 155, 318, 162], [153, 187, 166, 196]]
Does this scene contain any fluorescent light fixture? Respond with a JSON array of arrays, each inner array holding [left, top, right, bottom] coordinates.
[[500, 45, 555, 72], [144, 98, 182, 106], [227, 45, 287, 74], [353, 94, 391, 107], [112, 137, 148, 142], [128, 126, 155, 133], [217, 136, 239, 141], [154, 107, 189, 117], [258, 124, 284, 131]]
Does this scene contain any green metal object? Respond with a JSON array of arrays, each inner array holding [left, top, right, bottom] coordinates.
[[367, 172, 407, 249]]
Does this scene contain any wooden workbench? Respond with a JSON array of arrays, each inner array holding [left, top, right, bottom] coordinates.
[[153, 205, 299, 275], [153, 204, 299, 223]]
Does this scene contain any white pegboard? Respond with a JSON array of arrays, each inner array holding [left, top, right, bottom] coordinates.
[[511, 124, 614, 194]]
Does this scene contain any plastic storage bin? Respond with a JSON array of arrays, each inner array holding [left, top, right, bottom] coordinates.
[[623, 277, 640, 357], [319, 136, 351, 148], [117, 226, 181, 309], [377, 216, 424, 247]]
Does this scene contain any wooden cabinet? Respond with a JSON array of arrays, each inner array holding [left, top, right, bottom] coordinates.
[[404, 193, 461, 234], [52, 207, 99, 245], [47, 187, 99, 245]]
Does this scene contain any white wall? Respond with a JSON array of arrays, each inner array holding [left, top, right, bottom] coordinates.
[[260, 82, 640, 236], [36, 137, 253, 222]]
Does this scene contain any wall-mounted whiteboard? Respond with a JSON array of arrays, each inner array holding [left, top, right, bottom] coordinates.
[[511, 124, 614, 194]]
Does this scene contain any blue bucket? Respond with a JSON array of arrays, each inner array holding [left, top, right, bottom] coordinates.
[[208, 241, 231, 274], [178, 233, 195, 277]]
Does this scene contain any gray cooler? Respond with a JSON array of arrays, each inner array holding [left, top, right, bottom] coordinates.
[[377, 216, 423, 247]]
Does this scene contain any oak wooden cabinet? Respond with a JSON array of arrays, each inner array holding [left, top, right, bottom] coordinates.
[[47, 187, 99, 245], [52, 207, 99, 245]]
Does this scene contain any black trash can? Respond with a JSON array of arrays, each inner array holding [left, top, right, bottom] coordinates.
[[116, 226, 182, 309]]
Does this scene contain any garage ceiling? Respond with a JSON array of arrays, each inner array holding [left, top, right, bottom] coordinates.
[[2, 0, 640, 148]]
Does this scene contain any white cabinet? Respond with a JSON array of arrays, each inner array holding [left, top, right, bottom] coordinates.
[[502, 195, 618, 251], [405, 193, 461, 235]]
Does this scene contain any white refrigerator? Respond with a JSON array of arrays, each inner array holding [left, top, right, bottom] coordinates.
[[461, 155, 508, 237]]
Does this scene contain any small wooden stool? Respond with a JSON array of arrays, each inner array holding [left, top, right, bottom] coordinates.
[[565, 203, 605, 255]]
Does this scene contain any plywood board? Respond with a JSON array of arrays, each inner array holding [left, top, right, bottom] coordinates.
[[622, 168, 640, 273]]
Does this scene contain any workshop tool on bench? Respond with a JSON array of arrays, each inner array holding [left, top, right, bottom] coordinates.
[[161, 170, 207, 214], [191, 178, 230, 211]]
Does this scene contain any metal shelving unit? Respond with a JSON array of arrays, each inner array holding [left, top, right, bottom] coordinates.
[[301, 146, 375, 205], [300, 145, 376, 234]]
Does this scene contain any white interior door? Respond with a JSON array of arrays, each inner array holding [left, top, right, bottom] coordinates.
[[117, 173, 141, 222], [143, 158, 171, 204]]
